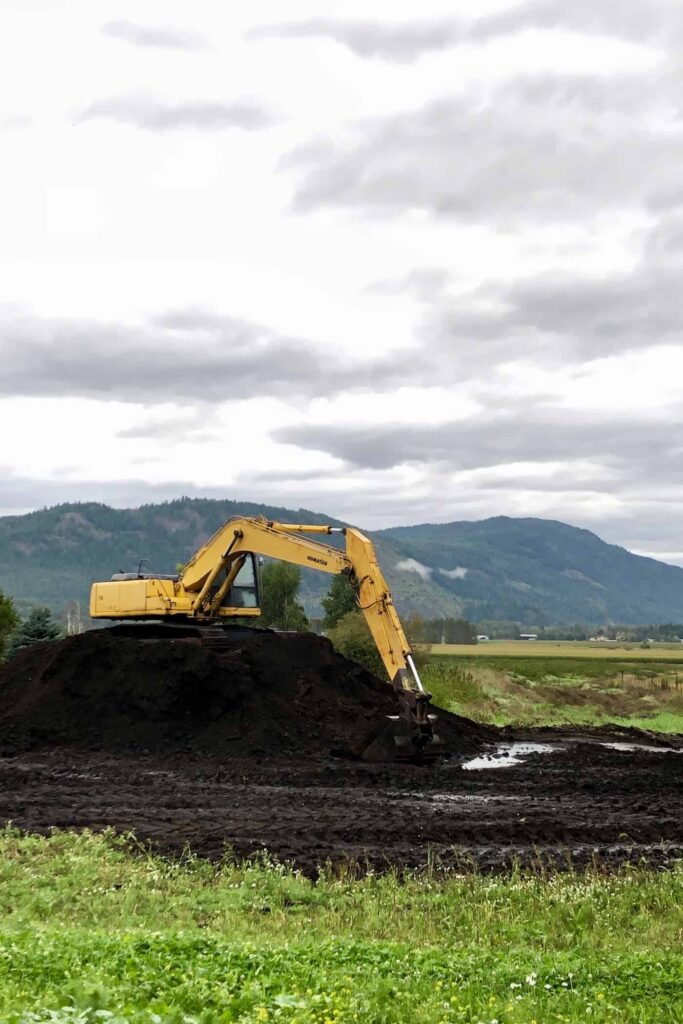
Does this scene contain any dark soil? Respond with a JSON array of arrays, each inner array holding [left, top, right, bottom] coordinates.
[[1, 743, 682, 873], [0, 628, 490, 759], [0, 630, 681, 873]]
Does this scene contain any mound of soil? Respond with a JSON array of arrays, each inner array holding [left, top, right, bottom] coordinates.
[[0, 628, 490, 759]]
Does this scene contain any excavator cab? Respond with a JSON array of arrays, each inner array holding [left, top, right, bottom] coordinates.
[[91, 553, 261, 620]]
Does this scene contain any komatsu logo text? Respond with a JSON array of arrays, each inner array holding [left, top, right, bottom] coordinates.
[[307, 556, 328, 566]]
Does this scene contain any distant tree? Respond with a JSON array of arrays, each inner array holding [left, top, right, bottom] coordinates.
[[418, 617, 477, 644], [401, 611, 431, 668], [327, 610, 384, 677], [8, 606, 60, 658], [403, 612, 427, 644], [448, 618, 477, 645], [321, 573, 357, 630], [260, 562, 310, 631], [0, 590, 19, 662], [475, 620, 521, 640]]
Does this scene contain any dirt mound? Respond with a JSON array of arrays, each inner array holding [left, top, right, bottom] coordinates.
[[0, 628, 490, 758]]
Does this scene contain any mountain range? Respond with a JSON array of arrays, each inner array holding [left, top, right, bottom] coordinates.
[[1, 497, 683, 626]]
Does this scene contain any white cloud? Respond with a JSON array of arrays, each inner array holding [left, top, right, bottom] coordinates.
[[396, 558, 433, 580], [439, 566, 468, 579]]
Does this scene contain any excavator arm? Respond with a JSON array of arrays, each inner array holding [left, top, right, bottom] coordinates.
[[91, 516, 437, 757], [180, 517, 426, 697]]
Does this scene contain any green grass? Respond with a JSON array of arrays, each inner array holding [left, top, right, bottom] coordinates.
[[1, 830, 683, 1023], [439, 655, 683, 681], [423, 656, 683, 731], [609, 712, 683, 734]]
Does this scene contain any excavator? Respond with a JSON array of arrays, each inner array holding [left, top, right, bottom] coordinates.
[[90, 516, 438, 759]]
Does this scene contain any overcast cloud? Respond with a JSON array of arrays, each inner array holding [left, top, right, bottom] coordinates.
[[287, 73, 683, 224], [275, 411, 683, 480], [102, 19, 209, 52], [1, 0, 683, 566], [248, 18, 465, 63], [78, 96, 278, 132], [252, 2, 683, 62], [0, 308, 408, 402]]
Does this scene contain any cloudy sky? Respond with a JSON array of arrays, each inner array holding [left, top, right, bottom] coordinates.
[[2, 0, 683, 562]]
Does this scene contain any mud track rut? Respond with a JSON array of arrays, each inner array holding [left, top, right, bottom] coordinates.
[[2, 742, 682, 873]]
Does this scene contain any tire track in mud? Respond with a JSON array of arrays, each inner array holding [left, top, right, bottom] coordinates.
[[1, 741, 681, 873]]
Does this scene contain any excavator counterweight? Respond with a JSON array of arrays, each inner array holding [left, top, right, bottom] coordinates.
[[90, 516, 440, 760]]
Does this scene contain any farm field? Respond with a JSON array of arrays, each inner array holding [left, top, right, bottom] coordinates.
[[432, 640, 683, 658], [1, 829, 682, 1024], [423, 649, 683, 732]]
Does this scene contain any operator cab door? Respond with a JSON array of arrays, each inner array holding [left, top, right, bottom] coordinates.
[[226, 553, 260, 609]]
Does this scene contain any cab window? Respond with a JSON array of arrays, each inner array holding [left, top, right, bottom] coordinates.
[[230, 555, 258, 608]]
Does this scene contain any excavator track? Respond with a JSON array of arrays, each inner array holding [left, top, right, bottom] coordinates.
[[99, 621, 272, 653]]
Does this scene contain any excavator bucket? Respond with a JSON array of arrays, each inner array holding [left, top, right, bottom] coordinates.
[[354, 690, 441, 762]]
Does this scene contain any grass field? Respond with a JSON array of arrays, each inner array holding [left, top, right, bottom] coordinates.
[[1, 829, 682, 1023], [431, 640, 683, 659], [423, 649, 683, 731]]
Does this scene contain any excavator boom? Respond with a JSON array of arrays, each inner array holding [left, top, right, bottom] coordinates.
[[90, 516, 438, 759]]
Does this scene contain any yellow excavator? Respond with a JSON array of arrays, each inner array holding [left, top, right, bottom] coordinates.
[[90, 516, 437, 758]]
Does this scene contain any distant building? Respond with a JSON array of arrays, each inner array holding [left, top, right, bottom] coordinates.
[[519, 633, 538, 641], [476, 634, 490, 642]]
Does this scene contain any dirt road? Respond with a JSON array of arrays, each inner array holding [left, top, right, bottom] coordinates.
[[2, 739, 682, 872]]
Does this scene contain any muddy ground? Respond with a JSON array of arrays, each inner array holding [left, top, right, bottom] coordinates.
[[1, 630, 682, 873], [1, 738, 682, 873]]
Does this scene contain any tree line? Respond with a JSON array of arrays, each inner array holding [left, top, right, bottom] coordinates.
[[0, 590, 60, 661], [14, 563, 683, 678], [0, 567, 478, 672], [255, 566, 478, 674]]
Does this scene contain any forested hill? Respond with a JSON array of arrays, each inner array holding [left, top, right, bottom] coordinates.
[[1, 499, 683, 626], [376, 516, 683, 625], [0, 498, 460, 622]]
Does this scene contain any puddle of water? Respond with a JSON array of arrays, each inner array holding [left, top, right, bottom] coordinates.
[[429, 793, 523, 803], [462, 739, 682, 770], [601, 742, 682, 754], [462, 743, 557, 770], [0, 760, 48, 770]]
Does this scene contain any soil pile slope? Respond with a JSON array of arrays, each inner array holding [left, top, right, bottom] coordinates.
[[0, 628, 489, 758]]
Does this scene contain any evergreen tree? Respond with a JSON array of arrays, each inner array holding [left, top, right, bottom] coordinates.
[[0, 589, 18, 662], [259, 563, 309, 631], [8, 606, 60, 658], [321, 573, 357, 630]]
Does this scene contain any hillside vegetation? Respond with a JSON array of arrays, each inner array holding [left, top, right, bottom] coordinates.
[[379, 515, 683, 623], [3, 499, 683, 624]]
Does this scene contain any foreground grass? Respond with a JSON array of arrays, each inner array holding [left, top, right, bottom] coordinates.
[[424, 655, 683, 732], [1, 831, 683, 1023]]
